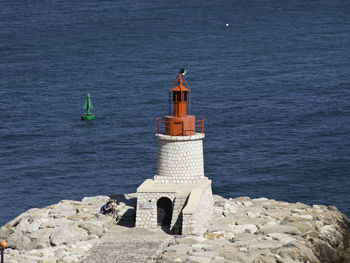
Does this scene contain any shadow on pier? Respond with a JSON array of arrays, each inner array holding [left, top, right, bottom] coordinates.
[[110, 193, 137, 228]]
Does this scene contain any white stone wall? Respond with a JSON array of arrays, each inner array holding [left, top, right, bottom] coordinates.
[[182, 183, 214, 235], [155, 133, 205, 184], [135, 192, 176, 229]]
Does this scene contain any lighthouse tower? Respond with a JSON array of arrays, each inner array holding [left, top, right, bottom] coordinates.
[[136, 70, 214, 235]]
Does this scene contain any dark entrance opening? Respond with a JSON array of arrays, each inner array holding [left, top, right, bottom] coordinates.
[[157, 197, 173, 231]]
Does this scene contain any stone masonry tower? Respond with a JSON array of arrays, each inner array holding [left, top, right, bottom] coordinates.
[[136, 70, 214, 235]]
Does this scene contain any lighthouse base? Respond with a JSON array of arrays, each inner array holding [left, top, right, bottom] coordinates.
[[135, 177, 213, 235]]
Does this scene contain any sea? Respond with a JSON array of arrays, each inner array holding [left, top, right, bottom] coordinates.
[[1, 0, 349, 226]]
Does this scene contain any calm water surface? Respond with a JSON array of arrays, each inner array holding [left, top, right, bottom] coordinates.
[[1, 0, 350, 226]]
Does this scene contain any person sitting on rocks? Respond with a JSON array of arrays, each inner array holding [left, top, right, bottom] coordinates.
[[100, 200, 119, 219]]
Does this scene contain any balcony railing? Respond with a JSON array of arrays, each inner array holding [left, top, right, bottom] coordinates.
[[156, 117, 204, 135]]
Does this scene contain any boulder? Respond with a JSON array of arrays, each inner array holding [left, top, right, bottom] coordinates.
[[40, 218, 76, 229], [29, 228, 53, 249], [268, 233, 295, 245], [49, 226, 88, 246], [61, 255, 80, 263], [16, 217, 41, 234], [78, 220, 104, 237], [230, 224, 258, 235], [0, 227, 13, 239], [258, 224, 301, 235], [192, 251, 218, 259], [82, 196, 109, 204], [167, 243, 191, 254], [186, 255, 212, 263], [204, 231, 225, 240], [7, 230, 31, 250], [320, 225, 343, 248], [190, 243, 212, 252]]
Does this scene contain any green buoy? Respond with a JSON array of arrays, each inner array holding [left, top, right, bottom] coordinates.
[[81, 93, 95, 120]]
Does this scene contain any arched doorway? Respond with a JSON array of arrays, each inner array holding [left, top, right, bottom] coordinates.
[[157, 197, 173, 229]]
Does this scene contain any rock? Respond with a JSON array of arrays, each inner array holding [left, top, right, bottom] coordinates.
[[213, 255, 226, 263], [328, 205, 340, 212], [186, 255, 212, 263], [49, 226, 88, 246], [246, 211, 261, 218], [82, 196, 109, 204], [213, 206, 224, 217], [320, 225, 343, 248], [236, 252, 263, 263], [2, 194, 350, 263], [190, 243, 212, 252], [78, 220, 104, 237], [28, 228, 54, 249], [7, 230, 31, 250], [204, 231, 224, 240], [313, 238, 342, 262], [258, 224, 301, 235], [61, 254, 80, 263], [243, 201, 253, 207], [248, 239, 283, 250], [166, 243, 191, 254], [230, 224, 258, 235], [40, 218, 75, 229], [314, 220, 324, 231], [213, 195, 227, 207], [268, 233, 295, 245], [281, 219, 313, 234], [69, 240, 93, 252], [276, 256, 295, 263], [293, 242, 320, 263], [223, 202, 238, 215], [291, 213, 313, 220], [230, 196, 251, 202], [252, 197, 269, 202], [0, 227, 13, 239], [192, 251, 218, 259], [15, 217, 41, 234]]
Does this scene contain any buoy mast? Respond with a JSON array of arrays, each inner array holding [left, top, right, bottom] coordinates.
[[81, 93, 95, 120]]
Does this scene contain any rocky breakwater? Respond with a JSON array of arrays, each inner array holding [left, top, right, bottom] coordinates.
[[160, 196, 350, 263], [1, 194, 350, 263], [0, 194, 134, 263]]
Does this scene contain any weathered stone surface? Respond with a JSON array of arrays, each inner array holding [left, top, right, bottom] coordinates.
[[320, 225, 343, 248], [190, 243, 212, 253], [186, 255, 212, 263], [7, 230, 32, 250], [1, 194, 350, 263], [258, 224, 301, 235], [268, 233, 295, 245], [0, 227, 13, 239], [78, 220, 104, 237], [192, 251, 218, 259], [49, 226, 88, 246], [82, 196, 109, 204], [166, 243, 191, 254], [230, 224, 258, 235]]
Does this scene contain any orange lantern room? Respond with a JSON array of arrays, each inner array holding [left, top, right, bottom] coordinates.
[[157, 69, 204, 136]]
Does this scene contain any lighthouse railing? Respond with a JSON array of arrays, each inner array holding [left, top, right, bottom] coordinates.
[[156, 117, 204, 135], [156, 117, 167, 134]]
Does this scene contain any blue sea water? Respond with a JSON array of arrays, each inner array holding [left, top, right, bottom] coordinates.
[[1, 0, 350, 226]]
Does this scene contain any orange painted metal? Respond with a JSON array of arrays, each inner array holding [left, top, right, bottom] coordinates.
[[157, 116, 204, 135], [168, 73, 190, 117], [157, 72, 204, 136], [165, 116, 195, 136]]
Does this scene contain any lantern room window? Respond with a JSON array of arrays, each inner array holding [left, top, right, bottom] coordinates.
[[173, 91, 181, 102]]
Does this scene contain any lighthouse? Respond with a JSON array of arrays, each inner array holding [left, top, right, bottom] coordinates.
[[136, 70, 214, 235]]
